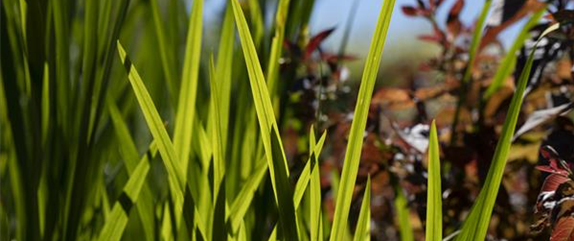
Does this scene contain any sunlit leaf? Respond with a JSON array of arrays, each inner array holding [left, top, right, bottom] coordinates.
[[330, 0, 395, 239]]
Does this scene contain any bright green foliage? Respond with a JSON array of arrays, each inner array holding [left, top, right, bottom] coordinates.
[[3, 0, 534, 239], [108, 99, 156, 240], [231, 0, 299, 238], [353, 177, 371, 241], [118, 41, 186, 211], [97, 145, 156, 241], [329, 0, 396, 240], [310, 127, 324, 241], [426, 120, 442, 241], [483, 9, 545, 99], [396, 188, 414, 241]]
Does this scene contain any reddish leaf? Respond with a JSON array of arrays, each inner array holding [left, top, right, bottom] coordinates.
[[402, 6, 419, 16], [536, 165, 570, 177], [448, 0, 464, 16], [401, 6, 429, 17], [435, 0, 446, 7], [418, 34, 442, 43], [551, 217, 574, 241], [304, 28, 336, 60], [537, 146, 572, 176], [446, 0, 464, 37], [542, 174, 570, 192], [320, 52, 357, 64]]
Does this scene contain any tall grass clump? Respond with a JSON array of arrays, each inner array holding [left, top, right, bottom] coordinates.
[[1, 0, 396, 240]]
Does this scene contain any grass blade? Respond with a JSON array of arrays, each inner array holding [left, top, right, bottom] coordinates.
[[482, 9, 545, 99], [160, 202, 173, 241], [268, 130, 327, 238], [209, 55, 225, 208], [231, 0, 299, 239], [209, 56, 226, 241], [41, 62, 49, 144], [353, 177, 371, 241], [214, 4, 235, 155], [269, 127, 300, 239], [426, 120, 442, 241], [172, 3, 210, 230], [310, 127, 323, 241], [117, 41, 186, 230], [246, 0, 264, 46], [396, 188, 414, 241], [266, 0, 290, 103], [150, 0, 178, 103], [97, 147, 156, 241], [329, 0, 395, 240], [227, 159, 268, 234], [450, 0, 492, 144], [173, 0, 203, 180], [294, 131, 327, 207], [454, 23, 560, 241], [108, 98, 156, 240]]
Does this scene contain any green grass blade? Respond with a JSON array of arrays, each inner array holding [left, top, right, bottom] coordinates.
[[209, 55, 225, 207], [266, 0, 290, 102], [117, 41, 186, 229], [173, 0, 203, 178], [230, 0, 276, 143], [209, 55, 227, 241], [329, 0, 395, 240], [454, 23, 560, 241], [192, 118, 212, 170], [353, 177, 371, 241], [426, 120, 442, 241], [294, 131, 327, 207], [269, 127, 300, 240], [108, 100, 139, 171], [214, 4, 235, 155], [97, 148, 154, 241], [482, 9, 545, 99], [396, 188, 414, 241], [268, 130, 327, 238], [160, 202, 173, 241], [227, 159, 268, 234], [39, 62, 49, 238], [51, 0, 70, 131], [450, 0, 492, 144], [246, 0, 264, 46], [108, 98, 156, 240], [41, 62, 49, 144], [310, 127, 323, 241], [231, 0, 299, 239], [82, 0, 99, 138], [150, 0, 178, 103]]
